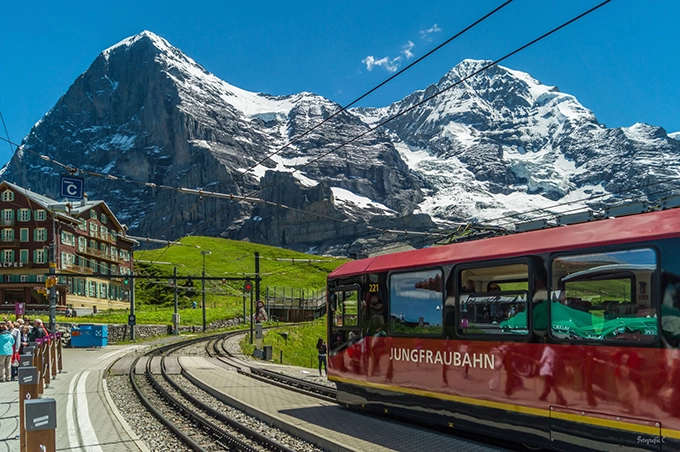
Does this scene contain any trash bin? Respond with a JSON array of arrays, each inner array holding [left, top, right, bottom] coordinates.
[[263, 345, 272, 361], [70, 325, 93, 348], [91, 325, 108, 347]]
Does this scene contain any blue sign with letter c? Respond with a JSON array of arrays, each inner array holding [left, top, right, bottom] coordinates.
[[60, 176, 84, 200]]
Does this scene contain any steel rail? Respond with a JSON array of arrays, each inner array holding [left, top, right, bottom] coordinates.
[[214, 335, 338, 402], [128, 353, 207, 452], [162, 356, 299, 452]]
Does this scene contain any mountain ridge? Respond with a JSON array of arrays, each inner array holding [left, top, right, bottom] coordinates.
[[2, 31, 679, 255]]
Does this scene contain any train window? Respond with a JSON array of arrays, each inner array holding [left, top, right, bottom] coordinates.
[[661, 273, 680, 347], [458, 263, 530, 336], [390, 268, 443, 336], [550, 248, 658, 342], [331, 289, 359, 328]]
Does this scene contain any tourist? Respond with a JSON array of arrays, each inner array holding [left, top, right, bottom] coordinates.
[[0, 323, 14, 382]]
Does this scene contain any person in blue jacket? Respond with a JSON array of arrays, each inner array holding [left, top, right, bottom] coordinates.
[[0, 323, 15, 382]]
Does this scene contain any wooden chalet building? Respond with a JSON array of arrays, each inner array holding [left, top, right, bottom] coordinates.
[[0, 181, 137, 313]]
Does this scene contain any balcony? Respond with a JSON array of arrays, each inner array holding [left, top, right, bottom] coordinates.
[[65, 264, 94, 274], [78, 246, 127, 264], [88, 230, 117, 244], [100, 232, 117, 244]]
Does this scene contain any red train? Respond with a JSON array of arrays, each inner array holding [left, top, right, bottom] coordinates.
[[327, 207, 680, 451]]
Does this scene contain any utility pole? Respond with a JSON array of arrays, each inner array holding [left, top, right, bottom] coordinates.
[[255, 251, 260, 315], [48, 243, 56, 334], [173, 266, 178, 335], [201, 251, 211, 333], [130, 271, 135, 340]]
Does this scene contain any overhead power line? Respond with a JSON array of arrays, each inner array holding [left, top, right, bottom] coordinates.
[[142, 0, 515, 246], [3, 0, 621, 262], [150, 0, 614, 261]]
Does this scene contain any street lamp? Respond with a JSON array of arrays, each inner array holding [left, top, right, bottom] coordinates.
[[201, 251, 211, 332]]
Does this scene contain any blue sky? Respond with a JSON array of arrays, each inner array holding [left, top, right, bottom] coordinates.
[[0, 1, 678, 166]]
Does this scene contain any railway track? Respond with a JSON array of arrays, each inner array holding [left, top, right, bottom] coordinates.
[[112, 331, 523, 452], [205, 334, 337, 403], [127, 335, 321, 452]]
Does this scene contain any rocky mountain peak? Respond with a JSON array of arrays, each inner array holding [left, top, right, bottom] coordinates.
[[2, 34, 679, 256]]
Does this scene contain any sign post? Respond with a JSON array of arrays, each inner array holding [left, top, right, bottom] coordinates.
[[18, 366, 39, 452], [24, 398, 57, 452], [15, 302, 24, 320]]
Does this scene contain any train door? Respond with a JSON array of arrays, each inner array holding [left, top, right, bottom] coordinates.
[[329, 286, 361, 354]]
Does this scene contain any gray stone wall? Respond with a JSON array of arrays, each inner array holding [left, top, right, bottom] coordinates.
[[57, 317, 245, 344]]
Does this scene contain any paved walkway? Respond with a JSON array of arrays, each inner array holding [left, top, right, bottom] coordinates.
[[0, 345, 146, 452], [182, 355, 508, 452]]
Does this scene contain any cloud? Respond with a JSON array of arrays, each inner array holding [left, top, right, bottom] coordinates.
[[420, 23, 441, 40], [362, 55, 402, 73], [402, 41, 415, 59]]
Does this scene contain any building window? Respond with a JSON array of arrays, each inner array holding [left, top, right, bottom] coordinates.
[[2, 229, 14, 242], [1, 190, 13, 201], [78, 236, 86, 252], [20, 275, 28, 282], [89, 222, 97, 237], [2, 209, 14, 226], [20, 228, 28, 242], [100, 283, 107, 299], [34, 249, 46, 264], [19, 249, 28, 263], [34, 210, 46, 221], [88, 280, 97, 297], [18, 208, 30, 222], [60, 231, 74, 246], [101, 213, 108, 224], [3, 249, 14, 263], [78, 219, 86, 231], [90, 210, 97, 219], [34, 228, 47, 242]]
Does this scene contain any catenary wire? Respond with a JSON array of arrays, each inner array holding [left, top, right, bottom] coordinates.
[[246, 0, 613, 201], [154, 0, 614, 261], [137, 1, 515, 246], [1, 1, 627, 260]]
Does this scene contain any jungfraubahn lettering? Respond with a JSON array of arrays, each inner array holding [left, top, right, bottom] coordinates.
[[388, 347, 495, 369]]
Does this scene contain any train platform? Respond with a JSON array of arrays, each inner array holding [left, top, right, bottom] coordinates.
[[0, 344, 147, 452], [181, 355, 509, 452]]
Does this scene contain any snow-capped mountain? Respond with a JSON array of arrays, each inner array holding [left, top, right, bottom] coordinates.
[[356, 59, 680, 226], [3, 31, 679, 255]]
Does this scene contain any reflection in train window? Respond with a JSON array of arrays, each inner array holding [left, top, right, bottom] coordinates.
[[331, 289, 359, 328], [390, 269, 443, 336], [550, 248, 658, 342], [458, 263, 529, 336]]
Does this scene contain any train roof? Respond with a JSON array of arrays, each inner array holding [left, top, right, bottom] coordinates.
[[328, 208, 680, 278]]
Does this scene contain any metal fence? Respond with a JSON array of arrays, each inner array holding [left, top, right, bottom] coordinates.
[[265, 287, 326, 310]]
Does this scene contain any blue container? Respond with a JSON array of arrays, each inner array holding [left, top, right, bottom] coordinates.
[[70, 324, 93, 348], [70, 324, 107, 347], [91, 325, 108, 347]]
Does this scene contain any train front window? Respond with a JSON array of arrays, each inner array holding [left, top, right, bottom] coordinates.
[[390, 268, 443, 336], [457, 263, 529, 336], [550, 248, 658, 342]]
